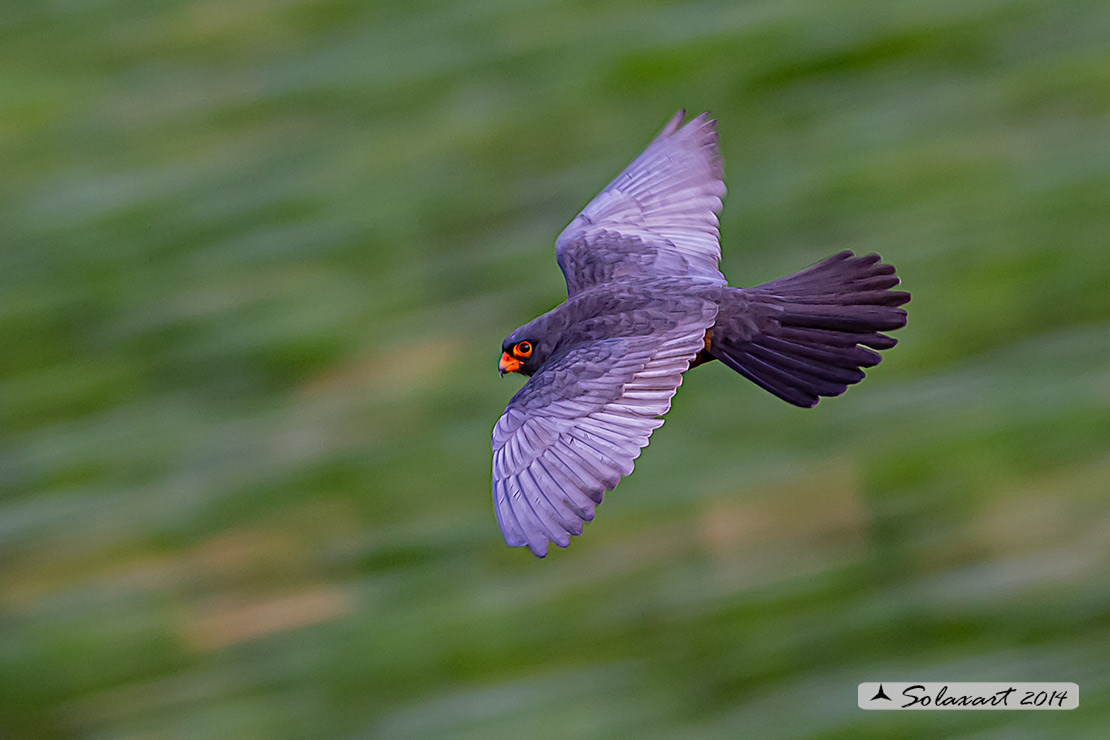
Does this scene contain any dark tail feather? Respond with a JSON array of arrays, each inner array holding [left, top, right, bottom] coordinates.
[[712, 251, 909, 408]]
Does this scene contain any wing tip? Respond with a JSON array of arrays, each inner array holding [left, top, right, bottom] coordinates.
[[668, 110, 723, 180], [661, 109, 718, 138], [661, 109, 687, 136]]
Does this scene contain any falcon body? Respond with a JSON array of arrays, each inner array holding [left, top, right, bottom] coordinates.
[[494, 111, 909, 557]]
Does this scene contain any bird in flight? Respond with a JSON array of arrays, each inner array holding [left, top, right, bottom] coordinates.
[[493, 111, 909, 557]]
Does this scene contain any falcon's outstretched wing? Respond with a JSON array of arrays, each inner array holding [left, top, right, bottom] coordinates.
[[555, 111, 727, 296], [491, 309, 715, 557]]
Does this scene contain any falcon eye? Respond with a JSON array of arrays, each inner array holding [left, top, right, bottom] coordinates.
[[514, 341, 533, 358]]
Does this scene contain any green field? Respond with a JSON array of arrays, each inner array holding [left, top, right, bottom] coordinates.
[[2, 1, 1109, 738]]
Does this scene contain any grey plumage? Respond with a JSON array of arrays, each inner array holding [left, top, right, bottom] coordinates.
[[493, 111, 909, 557], [556, 111, 727, 295]]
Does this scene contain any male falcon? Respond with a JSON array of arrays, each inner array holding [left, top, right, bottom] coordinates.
[[493, 111, 909, 557]]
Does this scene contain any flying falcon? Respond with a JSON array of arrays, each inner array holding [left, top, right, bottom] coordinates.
[[493, 111, 909, 557]]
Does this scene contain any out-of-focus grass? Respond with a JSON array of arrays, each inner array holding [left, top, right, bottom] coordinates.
[[2, 1, 1109, 738]]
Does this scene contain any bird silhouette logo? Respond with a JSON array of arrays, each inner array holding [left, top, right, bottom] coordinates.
[[871, 684, 893, 701]]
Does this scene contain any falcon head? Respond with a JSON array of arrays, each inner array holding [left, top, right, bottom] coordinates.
[[501, 312, 565, 377], [499, 336, 543, 377]]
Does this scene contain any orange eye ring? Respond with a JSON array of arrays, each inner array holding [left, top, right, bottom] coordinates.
[[514, 341, 533, 358]]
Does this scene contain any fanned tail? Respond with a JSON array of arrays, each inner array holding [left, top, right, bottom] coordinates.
[[711, 251, 910, 408]]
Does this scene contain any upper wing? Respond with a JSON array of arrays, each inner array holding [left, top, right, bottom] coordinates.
[[491, 318, 712, 557], [555, 111, 727, 297]]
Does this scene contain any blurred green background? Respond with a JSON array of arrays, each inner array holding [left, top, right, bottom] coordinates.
[[2, 0, 1108, 738]]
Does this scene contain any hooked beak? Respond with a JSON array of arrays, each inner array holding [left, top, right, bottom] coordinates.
[[499, 352, 521, 376]]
